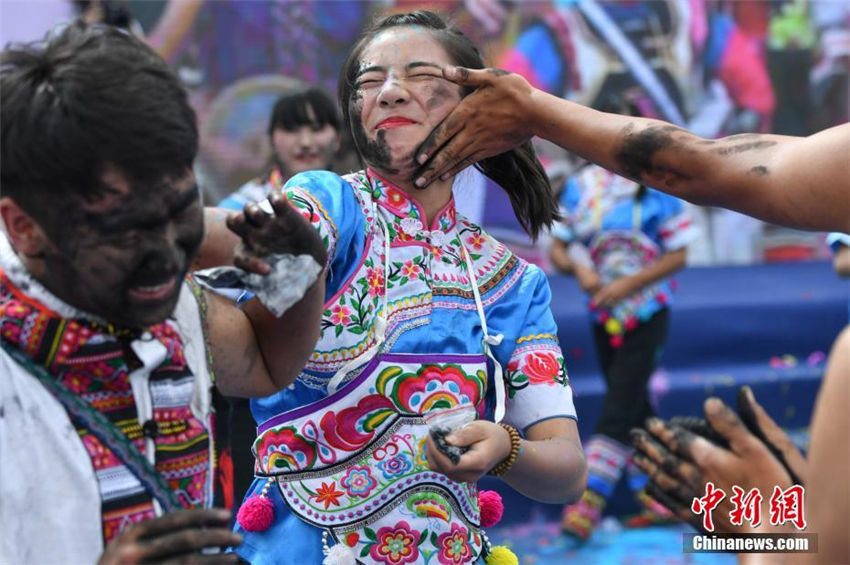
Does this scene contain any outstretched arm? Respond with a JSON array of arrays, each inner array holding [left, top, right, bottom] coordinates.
[[201, 196, 327, 397], [414, 67, 850, 232]]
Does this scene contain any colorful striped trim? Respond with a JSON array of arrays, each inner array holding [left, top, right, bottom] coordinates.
[[1, 340, 182, 511]]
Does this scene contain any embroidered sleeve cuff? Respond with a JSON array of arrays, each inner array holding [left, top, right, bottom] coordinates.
[[502, 341, 576, 431]]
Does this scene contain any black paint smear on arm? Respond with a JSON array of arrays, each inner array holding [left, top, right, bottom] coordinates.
[[710, 141, 777, 156], [615, 125, 676, 180]]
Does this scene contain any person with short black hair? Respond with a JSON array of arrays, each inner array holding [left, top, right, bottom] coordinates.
[[218, 87, 342, 211], [0, 21, 326, 564]]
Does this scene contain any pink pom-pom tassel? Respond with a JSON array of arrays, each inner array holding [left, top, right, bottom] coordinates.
[[237, 494, 275, 532], [479, 490, 504, 528]]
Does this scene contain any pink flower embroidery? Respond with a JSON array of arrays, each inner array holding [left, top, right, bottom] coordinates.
[[340, 466, 376, 498], [400, 260, 421, 281], [522, 351, 562, 385], [465, 233, 485, 251], [330, 304, 353, 326], [370, 521, 420, 564], [437, 524, 471, 564], [367, 267, 386, 297]]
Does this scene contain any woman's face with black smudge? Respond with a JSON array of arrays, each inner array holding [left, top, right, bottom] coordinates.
[[37, 164, 204, 328], [349, 28, 462, 180]]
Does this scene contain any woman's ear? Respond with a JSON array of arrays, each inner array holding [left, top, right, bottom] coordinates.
[[0, 198, 49, 258]]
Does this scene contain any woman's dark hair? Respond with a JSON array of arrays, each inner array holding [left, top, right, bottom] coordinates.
[[338, 10, 558, 240], [1, 20, 197, 225], [268, 86, 341, 136]]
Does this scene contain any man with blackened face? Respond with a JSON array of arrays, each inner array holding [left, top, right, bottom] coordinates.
[[0, 22, 326, 565], [20, 165, 204, 328]]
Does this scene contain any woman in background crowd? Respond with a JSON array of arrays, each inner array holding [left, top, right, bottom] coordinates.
[[218, 87, 342, 211]]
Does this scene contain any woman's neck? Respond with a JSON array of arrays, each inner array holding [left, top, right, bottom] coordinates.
[[374, 170, 454, 226]]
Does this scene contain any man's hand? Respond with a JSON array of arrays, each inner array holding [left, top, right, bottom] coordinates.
[[736, 386, 808, 485], [631, 398, 796, 534], [413, 66, 537, 188], [425, 421, 513, 483], [226, 192, 326, 275], [97, 509, 242, 564]]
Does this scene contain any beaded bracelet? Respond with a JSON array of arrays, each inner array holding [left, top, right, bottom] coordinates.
[[488, 423, 521, 477]]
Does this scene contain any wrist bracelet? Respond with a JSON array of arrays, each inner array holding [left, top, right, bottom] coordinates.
[[489, 423, 521, 477]]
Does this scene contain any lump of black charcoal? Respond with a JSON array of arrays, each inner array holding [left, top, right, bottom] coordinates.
[[430, 426, 469, 465]]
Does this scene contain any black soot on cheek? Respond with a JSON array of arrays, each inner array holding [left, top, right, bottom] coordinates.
[[350, 96, 398, 174], [424, 83, 454, 112]]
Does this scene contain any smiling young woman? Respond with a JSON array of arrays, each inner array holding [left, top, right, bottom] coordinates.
[[216, 11, 587, 565]]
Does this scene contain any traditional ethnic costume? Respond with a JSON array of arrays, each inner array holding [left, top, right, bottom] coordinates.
[[234, 170, 577, 564], [552, 165, 696, 538], [0, 234, 216, 563]]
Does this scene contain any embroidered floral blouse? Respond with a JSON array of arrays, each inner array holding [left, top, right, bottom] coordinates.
[[250, 169, 576, 432], [234, 169, 576, 564]]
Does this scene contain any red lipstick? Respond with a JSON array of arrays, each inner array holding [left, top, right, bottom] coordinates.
[[375, 117, 416, 129]]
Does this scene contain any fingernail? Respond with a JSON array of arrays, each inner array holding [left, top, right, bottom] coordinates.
[[445, 434, 457, 444], [705, 397, 723, 414], [440, 173, 450, 181], [415, 177, 426, 188], [417, 153, 428, 165], [446, 66, 457, 79], [743, 385, 755, 404], [629, 429, 643, 443], [217, 509, 232, 519], [646, 417, 663, 430]]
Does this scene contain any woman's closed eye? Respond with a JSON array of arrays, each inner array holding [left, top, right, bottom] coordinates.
[[356, 78, 383, 89]]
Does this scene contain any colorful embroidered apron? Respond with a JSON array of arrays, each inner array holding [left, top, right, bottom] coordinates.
[[577, 177, 669, 346], [252, 211, 504, 564]]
